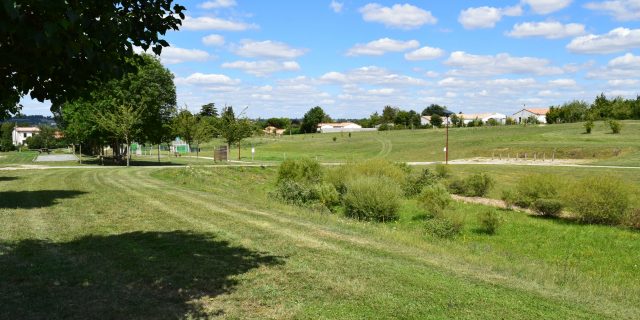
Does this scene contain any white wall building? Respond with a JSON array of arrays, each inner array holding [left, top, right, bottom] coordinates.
[[512, 108, 549, 124], [420, 116, 452, 126], [12, 127, 40, 146], [457, 113, 507, 125], [317, 122, 375, 133]]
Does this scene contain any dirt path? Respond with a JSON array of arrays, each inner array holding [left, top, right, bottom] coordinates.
[[451, 194, 535, 214]]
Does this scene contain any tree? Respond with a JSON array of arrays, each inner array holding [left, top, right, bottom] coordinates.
[[591, 93, 612, 119], [192, 116, 216, 158], [381, 106, 398, 124], [300, 106, 330, 133], [422, 104, 447, 116], [430, 114, 443, 127], [199, 103, 218, 118], [265, 117, 290, 129], [94, 104, 145, 167], [450, 114, 460, 128], [0, 0, 185, 119], [24, 125, 57, 149], [215, 107, 254, 160], [0, 122, 15, 151], [172, 109, 197, 146]]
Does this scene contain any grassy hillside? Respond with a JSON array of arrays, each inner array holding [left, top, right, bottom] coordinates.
[[198, 121, 640, 166], [0, 167, 638, 319]]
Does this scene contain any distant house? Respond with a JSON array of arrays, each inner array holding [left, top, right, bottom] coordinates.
[[317, 122, 375, 133], [12, 127, 40, 146], [263, 126, 286, 136], [512, 108, 549, 124], [420, 116, 452, 126], [457, 113, 507, 125]]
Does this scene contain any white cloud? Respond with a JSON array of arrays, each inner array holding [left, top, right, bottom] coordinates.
[[458, 6, 522, 29], [221, 60, 301, 76], [445, 51, 563, 76], [330, 1, 344, 13], [608, 79, 639, 86], [175, 73, 241, 86], [202, 34, 225, 46], [585, 0, 640, 21], [586, 53, 640, 79], [548, 78, 577, 87], [522, 0, 573, 14], [507, 21, 585, 39], [404, 46, 445, 60], [360, 3, 437, 29], [182, 16, 257, 31], [157, 46, 210, 64], [367, 88, 396, 95], [320, 66, 427, 86], [233, 40, 307, 59], [346, 38, 419, 56], [200, 0, 236, 9], [567, 27, 640, 54]]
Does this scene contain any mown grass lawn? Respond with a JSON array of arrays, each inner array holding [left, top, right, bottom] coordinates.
[[1, 166, 638, 319]]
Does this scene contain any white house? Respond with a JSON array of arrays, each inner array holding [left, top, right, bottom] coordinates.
[[512, 108, 549, 124], [457, 113, 507, 125], [12, 127, 40, 146], [317, 122, 375, 133], [420, 116, 452, 126]]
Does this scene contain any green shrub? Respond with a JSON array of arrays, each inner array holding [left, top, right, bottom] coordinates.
[[272, 180, 318, 205], [447, 179, 467, 195], [417, 184, 451, 216], [465, 173, 494, 197], [316, 183, 340, 209], [326, 159, 407, 194], [477, 210, 500, 235], [425, 215, 464, 238], [608, 120, 623, 134], [566, 176, 631, 225], [434, 164, 451, 179], [533, 198, 563, 217], [404, 168, 439, 197], [343, 176, 402, 222], [277, 158, 322, 185], [625, 208, 640, 229], [501, 189, 517, 209], [514, 174, 563, 208], [584, 120, 594, 134]]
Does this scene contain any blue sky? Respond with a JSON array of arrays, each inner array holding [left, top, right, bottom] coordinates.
[[22, 0, 640, 118]]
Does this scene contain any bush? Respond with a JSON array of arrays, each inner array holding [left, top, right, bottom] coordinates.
[[418, 184, 451, 216], [566, 176, 631, 225], [466, 173, 494, 197], [533, 198, 564, 217], [326, 159, 407, 194], [343, 176, 402, 222], [584, 120, 594, 134], [425, 215, 464, 238], [501, 189, 517, 209], [477, 210, 500, 234], [277, 158, 322, 185], [404, 168, 439, 197], [272, 180, 318, 205], [608, 120, 622, 134], [316, 183, 340, 209], [625, 208, 640, 229], [434, 164, 451, 179], [514, 174, 563, 208]]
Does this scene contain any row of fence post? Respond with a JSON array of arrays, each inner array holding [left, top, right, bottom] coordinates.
[[491, 151, 556, 162]]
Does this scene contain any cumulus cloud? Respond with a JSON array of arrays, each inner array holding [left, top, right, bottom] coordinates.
[[458, 5, 522, 29], [199, 0, 236, 9], [320, 66, 427, 86], [202, 34, 225, 46], [175, 73, 241, 86], [567, 27, 640, 54], [182, 16, 257, 31], [330, 0, 344, 13], [157, 46, 210, 64], [346, 38, 419, 56], [522, 0, 573, 14], [359, 3, 437, 29], [587, 53, 640, 79], [548, 78, 578, 87], [233, 40, 307, 59], [404, 46, 445, 61], [585, 0, 640, 21], [221, 60, 301, 76], [445, 51, 564, 76], [507, 21, 585, 39]]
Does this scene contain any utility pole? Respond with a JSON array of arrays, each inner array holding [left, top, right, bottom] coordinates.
[[445, 115, 449, 165]]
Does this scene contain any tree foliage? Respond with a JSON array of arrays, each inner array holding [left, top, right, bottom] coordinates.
[[300, 106, 330, 133], [0, 122, 15, 151], [421, 104, 447, 116], [199, 103, 218, 118], [0, 0, 185, 119], [172, 109, 197, 146], [94, 104, 145, 167], [215, 107, 254, 155]]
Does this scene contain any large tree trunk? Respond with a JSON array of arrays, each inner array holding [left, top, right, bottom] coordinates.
[[79, 143, 82, 164], [157, 144, 160, 162], [196, 142, 199, 158], [125, 137, 130, 167], [238, 142, 241, 160]]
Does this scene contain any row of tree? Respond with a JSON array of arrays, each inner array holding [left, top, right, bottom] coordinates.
[[546, 94, 640, 124]]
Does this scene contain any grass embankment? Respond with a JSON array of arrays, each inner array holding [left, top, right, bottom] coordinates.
[[1, 167, 638, 318], [196, 120, 640, 165]]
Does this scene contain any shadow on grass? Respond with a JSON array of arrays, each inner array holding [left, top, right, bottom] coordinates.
[[0, 176, 19, 182], [0, 231, 284, 319], [0, 190, 87, 209], [81, 157, 185, 167]]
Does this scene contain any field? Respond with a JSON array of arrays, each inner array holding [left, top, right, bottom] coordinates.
[[0, 122, 639, 319]]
